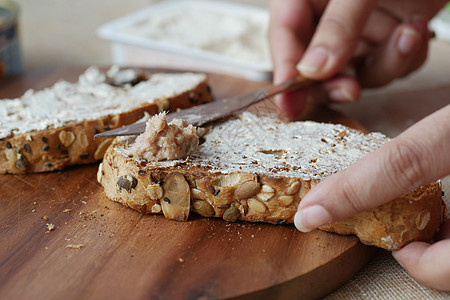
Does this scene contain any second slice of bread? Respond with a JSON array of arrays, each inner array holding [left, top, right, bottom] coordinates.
[[0, 66, 213, 174]]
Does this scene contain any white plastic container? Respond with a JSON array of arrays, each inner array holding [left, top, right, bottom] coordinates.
[[431, 3, 450, 42], [97, 0, 272, 81]]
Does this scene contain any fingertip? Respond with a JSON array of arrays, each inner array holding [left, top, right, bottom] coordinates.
[[391, 247, 408, 267], [323, 76, 361, 103], [393, 240, 450, 290], [329, 87, 358, 102], [392, 241, 448, 290], [392, 242, 428, 271], [295, 205, 332, 232], [296, 0, 377, 79], [391, 250, 404, 268], [294, 210, 313, 232], [296, 47, 335, 79], [358, 18, 429, 88], [397, 26, 421, 55]]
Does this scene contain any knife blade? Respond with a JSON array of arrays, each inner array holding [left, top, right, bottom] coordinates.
[[95, 74, 315, 137]]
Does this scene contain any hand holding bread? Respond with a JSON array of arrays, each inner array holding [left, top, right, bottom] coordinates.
[[269, 0, 450, 291], [97, 112, 445, 253], [295, 104, 450, 290]]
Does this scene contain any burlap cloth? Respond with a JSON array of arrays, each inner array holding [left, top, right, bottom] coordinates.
[[325, 176, 450, 299]]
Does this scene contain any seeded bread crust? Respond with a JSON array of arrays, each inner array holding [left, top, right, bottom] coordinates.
[[0, 73, 212, 174], [319, 182, 446, 250], [98, 127, 446, 251]]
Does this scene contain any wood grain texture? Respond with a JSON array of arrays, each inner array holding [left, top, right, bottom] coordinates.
[[0, 68, 376, 300]]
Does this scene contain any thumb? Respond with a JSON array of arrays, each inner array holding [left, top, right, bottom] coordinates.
[[294, 104, 450, 232], [392, 238, 450, 291]]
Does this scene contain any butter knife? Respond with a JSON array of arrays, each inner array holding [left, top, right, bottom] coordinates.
[[95, 75, 315, 137]]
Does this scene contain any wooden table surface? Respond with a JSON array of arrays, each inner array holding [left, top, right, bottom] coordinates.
[[0, 68, 377, 300], [1, 39, 449, 300]]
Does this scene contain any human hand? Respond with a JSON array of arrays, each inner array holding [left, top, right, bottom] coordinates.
[[269, 0, 446, 119], [392, 219, 450, 291], [294, 104, 450, 290]]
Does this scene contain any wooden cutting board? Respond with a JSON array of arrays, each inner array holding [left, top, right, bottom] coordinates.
[[0, 68, 376, 300]]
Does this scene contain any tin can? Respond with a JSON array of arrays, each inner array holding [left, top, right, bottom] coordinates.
[[0, 0, 23, 79]]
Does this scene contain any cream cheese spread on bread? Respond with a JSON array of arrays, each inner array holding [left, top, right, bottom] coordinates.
[[118, 112, 390, 180], [0, 67, 207, 140]]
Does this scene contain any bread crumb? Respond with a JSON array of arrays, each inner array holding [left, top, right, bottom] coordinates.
[[46, 223, 55, 233], [66, 244, 84, 250], [178, 257, 185, 263], [31, 209, 36, 213], [81, 200, 87, 204], [43, 216, 49, 221], [63, 209, 71, 213]]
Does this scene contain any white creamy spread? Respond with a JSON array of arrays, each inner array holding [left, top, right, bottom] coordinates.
[[118, 112, 390, 181], [106, 64, 139, 85], [117, 7, 271, 66], [0, 66, 206, 139]]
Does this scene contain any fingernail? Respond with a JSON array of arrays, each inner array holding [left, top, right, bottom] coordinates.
[[397, 27, 420, 55], [294, 205, 332, 232], [297, 47, 330, 76], [329, 88, 356, 102], [294, 211, 312, 232]]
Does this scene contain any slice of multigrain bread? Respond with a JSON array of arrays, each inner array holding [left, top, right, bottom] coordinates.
[[97, 112, 446, 250], [0, 66, 212, 174]]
